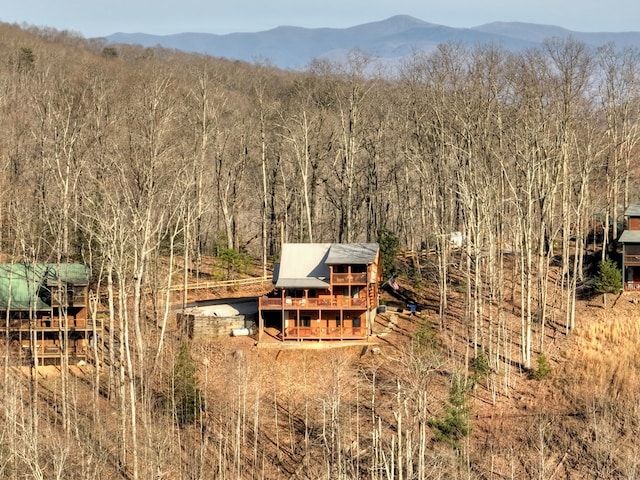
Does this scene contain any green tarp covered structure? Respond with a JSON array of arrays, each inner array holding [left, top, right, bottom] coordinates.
[[0, 263, 90, 311]]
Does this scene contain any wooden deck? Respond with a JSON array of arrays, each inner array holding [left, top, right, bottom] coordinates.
[[257, 327, 375, 349], [260, 296, 367, 309]]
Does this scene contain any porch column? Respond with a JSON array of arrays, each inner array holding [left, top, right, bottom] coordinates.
[[281, 289, 285, 340], [623, 244, 627, 290]]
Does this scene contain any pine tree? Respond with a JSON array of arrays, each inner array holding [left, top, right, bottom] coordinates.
[[594, 258, 622, 294], [173, 342, 204, 425]]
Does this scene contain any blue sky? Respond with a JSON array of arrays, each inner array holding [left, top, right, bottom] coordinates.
[[2, 0, 639, 38]]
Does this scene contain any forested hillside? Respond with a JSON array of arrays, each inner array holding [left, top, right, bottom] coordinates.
[[1, 22, 640, 479]]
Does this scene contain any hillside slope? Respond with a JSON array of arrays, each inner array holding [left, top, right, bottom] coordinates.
[[2, 260, 637, 479]]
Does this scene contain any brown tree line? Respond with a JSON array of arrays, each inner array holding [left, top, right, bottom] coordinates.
[[0, 23, 640, 478]]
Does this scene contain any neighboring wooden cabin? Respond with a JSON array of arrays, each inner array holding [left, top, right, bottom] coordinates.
[[619, 204, 640, 291], [258, 243, 382, 341], [0, 263, 98, 363]]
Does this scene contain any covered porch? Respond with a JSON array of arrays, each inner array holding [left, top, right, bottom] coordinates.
[[259, 309, 370, 341]]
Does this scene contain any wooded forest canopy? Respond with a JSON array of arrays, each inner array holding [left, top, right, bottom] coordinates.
[[4, 20, 640, 339], [1, 22, 640, 479], [2, 24, 636, 263], [3, 24, 637, 331]]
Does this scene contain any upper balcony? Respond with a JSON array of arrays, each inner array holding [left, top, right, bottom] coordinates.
[[331, 272, 367, 285], [50, 285, 88, 308], [625, 254, 640, 265], [0, 317, 101, 331]]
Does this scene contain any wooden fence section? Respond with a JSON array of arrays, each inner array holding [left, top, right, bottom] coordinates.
[[163, 276, 273, 293], [96, 276, 274, 306]]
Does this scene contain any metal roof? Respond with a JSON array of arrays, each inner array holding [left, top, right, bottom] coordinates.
[[274, 243, 378, 289], [619, 230, 640, 243], [183, 304, 240, 317], [274, 243, 331, 288], [275, 278, 331, 289], [0, 263, 90, 311]]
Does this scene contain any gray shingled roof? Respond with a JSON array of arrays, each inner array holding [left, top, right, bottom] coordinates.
[[325, 243, 379, 265], [625, 204, 640, 217], [619, 230, 640, 243]]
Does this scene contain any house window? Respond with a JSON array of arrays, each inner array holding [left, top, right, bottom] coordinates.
[[301, 316, 311, 327], [353, 317, 361, 328], [335, 315, 341, 327], [72, 286, 87, 304]]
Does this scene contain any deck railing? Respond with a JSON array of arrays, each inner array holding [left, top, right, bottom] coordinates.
[[284, 326, 366, 339], [260, 296, 367, 309], [0, 317, 102, 330], [625, 255, 640, 264], [331, 273, 367, 284]]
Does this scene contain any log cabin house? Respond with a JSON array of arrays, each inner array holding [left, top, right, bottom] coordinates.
[[619, 204, 640, 291], [0, 263, 98, 363], [258, 243, 382, 341]]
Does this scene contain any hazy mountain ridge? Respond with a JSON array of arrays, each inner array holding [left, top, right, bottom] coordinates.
[[104, 15, 640, 70]]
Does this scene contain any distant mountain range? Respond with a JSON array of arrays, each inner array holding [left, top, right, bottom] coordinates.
[[104, 15, 640, 71]]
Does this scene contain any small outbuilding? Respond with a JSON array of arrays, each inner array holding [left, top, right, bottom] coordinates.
[[177, 300, 258, 339]]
